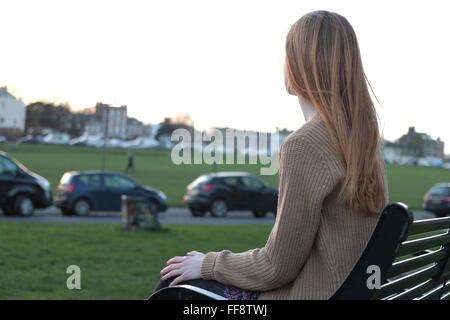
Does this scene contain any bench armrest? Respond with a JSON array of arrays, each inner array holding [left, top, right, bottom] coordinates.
[[149, 284, 228, 300]]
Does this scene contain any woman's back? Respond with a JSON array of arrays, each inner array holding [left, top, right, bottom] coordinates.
[[157, 10, 389, 301], [258, 115, 386, 299]]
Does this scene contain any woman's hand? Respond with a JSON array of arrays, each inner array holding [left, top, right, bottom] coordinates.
[[160, 251, 205, 286]]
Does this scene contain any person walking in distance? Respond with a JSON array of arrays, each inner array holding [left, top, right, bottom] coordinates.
[[125, 152, 136, 173]]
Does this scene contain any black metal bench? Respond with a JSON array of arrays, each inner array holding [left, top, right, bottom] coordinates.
[[150, 203, 450, 300]]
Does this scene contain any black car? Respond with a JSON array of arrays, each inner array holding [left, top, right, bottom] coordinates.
[[423, 183, 450, 217], [54, 171, 168, 216], [183, 172, 278, 218], [0, 151, 52, 216]]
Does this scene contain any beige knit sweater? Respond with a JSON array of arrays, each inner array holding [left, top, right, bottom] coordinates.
[[201, 114, 388, 300]]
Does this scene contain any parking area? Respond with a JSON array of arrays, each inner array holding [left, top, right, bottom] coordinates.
[[0, 206, 437, 225]]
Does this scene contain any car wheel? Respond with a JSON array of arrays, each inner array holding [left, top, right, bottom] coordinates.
[[253, 211, 267, 218], [210, 199, 228, 218], [190, 208, 206, 217], [2, 206, 16, 216], [14, 195, 35, 217], [73, 199, 90, 216]]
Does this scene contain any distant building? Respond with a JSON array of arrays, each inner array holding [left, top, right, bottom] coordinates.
[[383, 140, 406, 164], [383, 127, 446, 166], [96, 103, 127, 139], [84, 118, 102, 137], [0, 87, 26, 139], [398, 127, 445, 158], [83, 102, 128, 139], [126, 117, 152, 139], [435, 138, 445, 158]]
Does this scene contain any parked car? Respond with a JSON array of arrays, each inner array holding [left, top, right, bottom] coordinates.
[[0, 151, 52, 216], [18, 135, 43, 144], [54, 171, 168, 216], [183, 172, 278, 218], [423, 183, 450, 217], [0, 136, 6, 144]]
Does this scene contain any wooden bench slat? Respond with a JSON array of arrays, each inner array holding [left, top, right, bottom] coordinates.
[[440, 281, 450, 297], [373, 265, 440, 299], [396, 233, 450, 257], [407, 217, 450, 236], [390, 279, 442, 300], [416, 283, 445, 300], [441, 291, 450, 300], [386, 249, 447, 278]]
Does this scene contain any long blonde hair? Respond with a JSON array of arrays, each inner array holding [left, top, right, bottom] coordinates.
[[284, 10, 386, 215]]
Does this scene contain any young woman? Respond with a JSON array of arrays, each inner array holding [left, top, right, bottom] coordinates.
[[154, 10, 388, 300]]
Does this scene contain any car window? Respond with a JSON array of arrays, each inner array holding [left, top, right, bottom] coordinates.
[[105, 174, 136, 189], [78, 175, 101, 188], [0, 156, 18, 176], [429, 187, 450, 196], [222, 177, 239, 186], [241, 176, 264, 188]]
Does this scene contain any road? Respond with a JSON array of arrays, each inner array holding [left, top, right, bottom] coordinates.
[[0, 206, 438, 225]]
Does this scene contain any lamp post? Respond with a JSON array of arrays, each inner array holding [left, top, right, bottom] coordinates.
[[101, 107, 109, 171]]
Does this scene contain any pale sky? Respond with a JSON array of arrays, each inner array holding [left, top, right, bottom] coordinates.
[[1, 0, 449, 153]]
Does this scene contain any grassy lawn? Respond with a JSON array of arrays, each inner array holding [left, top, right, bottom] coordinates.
[[386, 164, 449, 209], [0, 222, 272, 299], [1, 143, 449, 209]]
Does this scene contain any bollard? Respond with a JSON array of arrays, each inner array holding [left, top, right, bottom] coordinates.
[[121, 195, 161, 231]]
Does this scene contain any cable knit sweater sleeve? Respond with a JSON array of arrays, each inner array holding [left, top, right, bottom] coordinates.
[[200, 136, 335, 292]]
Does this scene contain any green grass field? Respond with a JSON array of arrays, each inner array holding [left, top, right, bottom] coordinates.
[[1, 143, 449, 209], [1, 144, 449, 299], [0, 222, 271, 299], [0, 145, 450, 209]]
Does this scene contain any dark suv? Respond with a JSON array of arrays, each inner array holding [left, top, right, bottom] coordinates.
[[423, 183, 450, 217], [55, 171, 168, 216], [183, 172, 278, 218], [0, 151, 52, 216]]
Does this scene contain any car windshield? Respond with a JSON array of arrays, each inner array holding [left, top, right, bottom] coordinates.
[[4, 155, 29, 173], [0, 156, 19, 176], [429, 187, 450, 196], [241, 176, 264, 188]]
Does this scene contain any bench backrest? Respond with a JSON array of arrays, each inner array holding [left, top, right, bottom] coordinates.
[[331, 202, 450, 300]]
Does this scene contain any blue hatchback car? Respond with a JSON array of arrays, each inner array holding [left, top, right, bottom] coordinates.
[[54, 171, 168, 216]]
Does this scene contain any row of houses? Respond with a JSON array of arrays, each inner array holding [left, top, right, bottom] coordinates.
[[0, 87, 151, 140], [0, 86, 447, 163], [383, 127, 446, 166]]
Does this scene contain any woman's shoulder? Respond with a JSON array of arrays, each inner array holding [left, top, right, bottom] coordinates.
[[281, 115, 346, 175], [283, 115, 333, 155]]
